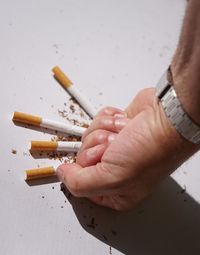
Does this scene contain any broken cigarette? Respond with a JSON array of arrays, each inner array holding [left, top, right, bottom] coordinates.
[[52, 66, 97, 118], [12, 111, 86, 136], [29, 141, 82, 152], [24, 166, 56, 181]]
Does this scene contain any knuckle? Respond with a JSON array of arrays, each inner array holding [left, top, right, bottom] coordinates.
[[93, 130, 109, 143], [98, 106, 120, 116], [98, 116, 113, 126], [96, 107, 109, 116]]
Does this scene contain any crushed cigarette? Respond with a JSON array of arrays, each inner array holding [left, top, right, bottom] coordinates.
[[29, 141, 82, 152], [52, 66, 97, 118], [25, 166, 56, 181], [13, 111, 86, 136]]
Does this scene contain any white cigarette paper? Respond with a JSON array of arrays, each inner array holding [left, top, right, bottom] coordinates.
[[67, 86, 97, 118], [52, 66, 97, 118], [57, 141, 81, 152], [13, 112, 86, 136], [30, 141, 82, 152], [41, 118, 85, 136]]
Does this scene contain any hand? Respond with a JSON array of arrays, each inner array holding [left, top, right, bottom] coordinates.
[[57, 88, 197, 211]]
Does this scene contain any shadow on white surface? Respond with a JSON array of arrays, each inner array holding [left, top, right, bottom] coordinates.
[[26, 176, 59, 186], [61, 178, 200, 255], [13, 121, 74, 138]]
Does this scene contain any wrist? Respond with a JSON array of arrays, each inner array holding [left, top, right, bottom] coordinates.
[[156, 98, 199, 163], [171, 59, 200, 124]]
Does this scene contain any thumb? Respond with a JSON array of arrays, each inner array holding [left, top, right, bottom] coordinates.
[[56, 162, 115, 197]]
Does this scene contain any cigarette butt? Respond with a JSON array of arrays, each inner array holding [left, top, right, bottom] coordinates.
[[29, 141, 58, 151], [29, 141, 82, 152], [25, 166, 56, 181], [52, 66, 73, 88], [13, 112, 42, 126]]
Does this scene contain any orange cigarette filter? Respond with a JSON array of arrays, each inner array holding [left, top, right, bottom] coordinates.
[[13, 112, 42, 126], [52, 66, 73, 89], [25, 166, 56, 181], [30, 141, 57, 151]]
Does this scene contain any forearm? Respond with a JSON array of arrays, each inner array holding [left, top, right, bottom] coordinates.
[[171, 0, 200, 123]]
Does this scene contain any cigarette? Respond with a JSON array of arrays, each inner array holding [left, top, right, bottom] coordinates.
[[29, 141, 82, 152], [52, 66, 97, 118], [12, 111, 86, 136], [24, 166, 56, 181]]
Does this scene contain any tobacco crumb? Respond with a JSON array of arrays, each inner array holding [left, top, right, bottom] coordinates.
[[87, 217, 97, 229], [53, 43, 59, 49], [8, 169, 11, 172], [98, 92, 103, 96], [52, 186, 54, 189], [111, 230, 117, 236], [109, 246, 112, 254], [42, 196, 45, 199], [70, 104, 75, 113], [40, 97, 43, 100], [61, 206, 64, 208], [87, 224, 95, 229], [12, 149, 17, 154], [60, 185, 65, 192], [64, 200, 67, 203], [82, 123, 89, 128], [177, 185, 186, 194], [58, 97, 91, 127], [181, 188, 186, 194], [91, 217, 95, 225]]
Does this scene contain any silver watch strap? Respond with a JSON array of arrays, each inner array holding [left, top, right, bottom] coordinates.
[[156, 69, 200, 144]]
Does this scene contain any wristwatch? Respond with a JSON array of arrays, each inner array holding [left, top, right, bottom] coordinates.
[[156, 67, 200, 144]]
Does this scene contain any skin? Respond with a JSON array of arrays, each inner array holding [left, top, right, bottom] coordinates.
[[57, 0, 200, 211]]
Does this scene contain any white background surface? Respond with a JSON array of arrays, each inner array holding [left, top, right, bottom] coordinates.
[[0, 0, 200, 254]]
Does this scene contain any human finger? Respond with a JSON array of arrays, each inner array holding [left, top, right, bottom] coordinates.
[[94, 106, 126, 119], [82, 116, 130, 141], [78, 129, 117, 156], [77, 144, 107, 167], [56, 162, 118, 197]]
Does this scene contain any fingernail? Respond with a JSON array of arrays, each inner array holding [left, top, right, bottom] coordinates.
[[108, 133, 117, 143], [115, 118, 129, 131], [114, 112, 127, 118], [56, 167, 64, 182]]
